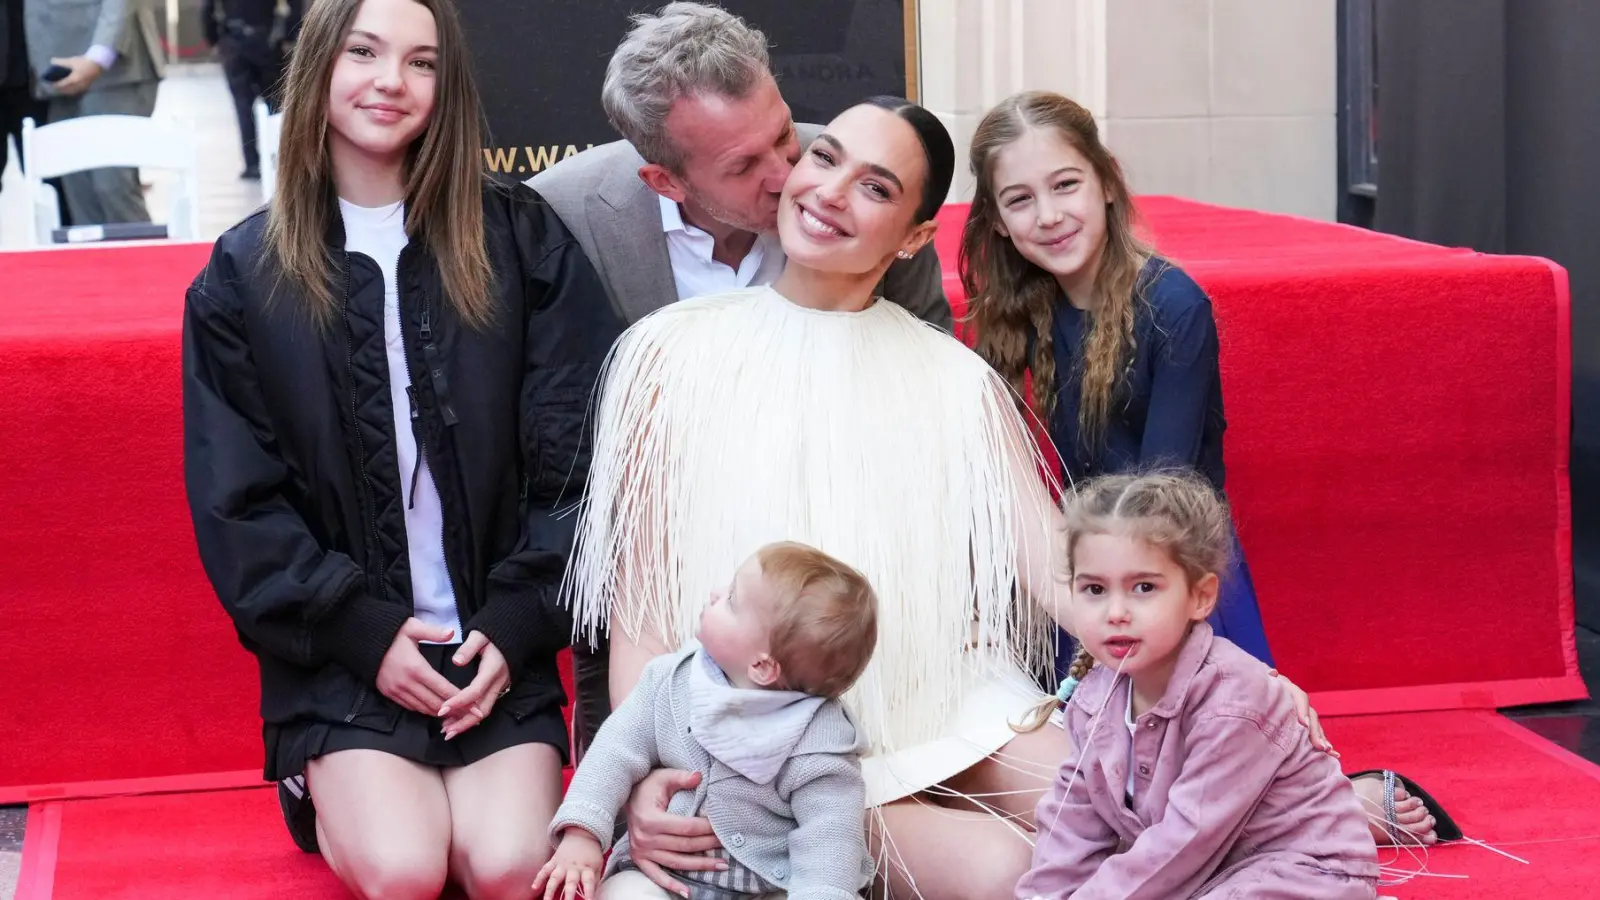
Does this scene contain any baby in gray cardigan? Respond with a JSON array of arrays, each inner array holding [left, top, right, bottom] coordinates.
[[534, 541, 879, 900]]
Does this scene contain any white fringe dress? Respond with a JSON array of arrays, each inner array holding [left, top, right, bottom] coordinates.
[[567, 286, 1060, 806]]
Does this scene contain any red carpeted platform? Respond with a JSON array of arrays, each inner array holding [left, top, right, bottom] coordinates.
[[1319, 711, 1600, 898], [0, 242, 253, 800], [937, 198, 1581, 715], [16, 711, 1599, 899], [16, 790, 348, 900], [0, 196, 1580, 802]]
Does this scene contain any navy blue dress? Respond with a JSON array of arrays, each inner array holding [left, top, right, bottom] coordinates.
[[1047, 259, 1273, 667]]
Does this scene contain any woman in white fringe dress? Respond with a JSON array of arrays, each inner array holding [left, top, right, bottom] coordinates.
[[565, 96, 1068, 900]]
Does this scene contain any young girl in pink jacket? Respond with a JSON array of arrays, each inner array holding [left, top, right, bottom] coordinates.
[[1016, 471, 1381, 899]]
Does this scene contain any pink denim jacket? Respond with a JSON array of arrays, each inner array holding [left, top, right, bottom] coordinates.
[[1017, 624, 1379, 899]]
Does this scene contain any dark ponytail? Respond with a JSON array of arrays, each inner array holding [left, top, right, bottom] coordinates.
[[862, 95, 955, 223]]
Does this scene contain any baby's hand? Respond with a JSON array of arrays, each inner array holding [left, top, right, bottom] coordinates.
[[532, 830, 603, 899]]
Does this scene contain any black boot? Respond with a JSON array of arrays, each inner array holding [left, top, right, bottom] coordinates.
[[278, 776, 320, 853]]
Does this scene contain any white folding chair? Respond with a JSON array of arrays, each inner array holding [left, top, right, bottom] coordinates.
[[19, 114, 200, 247], [254, 99, 284, 201]]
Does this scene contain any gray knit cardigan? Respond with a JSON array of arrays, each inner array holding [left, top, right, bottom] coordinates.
[[550, 648, 873, 900]]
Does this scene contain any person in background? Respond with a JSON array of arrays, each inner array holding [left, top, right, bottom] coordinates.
[[24, 0, 164, 225], [182, 0, 620, 896], [202, 0, 300, 181], [1, 0, 48, 193], [961, 89, 1276, 668]]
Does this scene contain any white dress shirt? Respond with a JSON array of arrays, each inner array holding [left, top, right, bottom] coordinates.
[[658, 194, 786, 301]]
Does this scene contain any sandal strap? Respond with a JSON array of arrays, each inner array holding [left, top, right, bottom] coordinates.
[[1381, 769, 1399, 842], [1347, 768, 1465, 843]]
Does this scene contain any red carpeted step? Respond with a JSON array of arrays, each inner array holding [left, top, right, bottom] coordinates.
[[1322, 710, 1600, 897], [20, 770, 579, 900], [20, 789, 349, 900], [0, 198, 1581, 797], [934, 198, 1581, 714], [0, 242, 249, 794], [16, 712, 1599, 899]]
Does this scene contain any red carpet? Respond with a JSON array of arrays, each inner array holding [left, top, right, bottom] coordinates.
[[0, 242, 257, 797], [16, 711, 1597, 899], [0, 197, 1579, 799], [1322, 711, 1600, 898], [17, 790, 348, 900]]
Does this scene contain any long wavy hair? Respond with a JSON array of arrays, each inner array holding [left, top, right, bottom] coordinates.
[[960, 91, 1153, 446], [264, 0, 493, 329]]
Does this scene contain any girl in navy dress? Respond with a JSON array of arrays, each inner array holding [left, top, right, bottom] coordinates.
[[958, 90, 1453, 851], [958, 90, 1271, 664]]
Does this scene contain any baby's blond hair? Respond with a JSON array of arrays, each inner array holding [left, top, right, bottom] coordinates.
[[756, 542, 878, 699]]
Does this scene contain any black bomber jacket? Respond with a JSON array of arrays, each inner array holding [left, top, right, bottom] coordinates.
[[182, 182, 622, 741]]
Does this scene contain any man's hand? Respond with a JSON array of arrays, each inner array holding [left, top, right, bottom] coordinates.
[[1268, 668, 1336, 757], [374, 618, 460, 716], [532, 829, 603, 900], [439, 631, 511, 739], [49, 57, 104, 96], [626, 769, 726, 897]]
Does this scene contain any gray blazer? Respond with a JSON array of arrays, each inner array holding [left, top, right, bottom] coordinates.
[[27, 0, 164, 97], [529, 123, 953, 329], [551, 648, 873, 900]]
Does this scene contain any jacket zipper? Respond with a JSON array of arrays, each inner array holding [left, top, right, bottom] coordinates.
[[344, 685, 367, 723], [401, 280, 430, 510], [400, 272, 465, 622]]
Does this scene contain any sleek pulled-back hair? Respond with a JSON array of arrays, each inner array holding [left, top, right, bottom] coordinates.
[[601, 2, 772, 171], [861, 95, 955, 223]]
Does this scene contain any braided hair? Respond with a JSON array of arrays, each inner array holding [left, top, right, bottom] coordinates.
[[1010, 470, 1231, 733]]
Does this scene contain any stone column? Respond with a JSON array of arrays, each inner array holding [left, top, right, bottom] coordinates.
[[914, 0, 1337, 220]]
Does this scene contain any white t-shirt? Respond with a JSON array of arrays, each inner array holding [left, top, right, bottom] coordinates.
[[339, 198, 462, 642], [658, 194, 785, 301]]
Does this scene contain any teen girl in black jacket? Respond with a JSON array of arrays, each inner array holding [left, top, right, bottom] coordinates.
[[182, 0, 621, 895]]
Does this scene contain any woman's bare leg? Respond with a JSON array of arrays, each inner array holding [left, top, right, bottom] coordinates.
[[941, 725, 1073, 827], [305, 749, 451, 900], [596, 870, 678, 899], [871, 798, 1034, 900], [443, 742, 566, 900], [866, 727, 1072, 899]]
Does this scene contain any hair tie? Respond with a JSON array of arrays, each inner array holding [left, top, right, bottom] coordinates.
[[1056, 675, 1080, 704]]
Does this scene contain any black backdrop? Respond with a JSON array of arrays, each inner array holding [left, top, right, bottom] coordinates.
[[460, 0, 911, 180], [1374, 0, 1600, 629]]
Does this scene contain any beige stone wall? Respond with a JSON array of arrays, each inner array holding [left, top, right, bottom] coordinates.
[[915, 0, 1337, 220], [916, 0, 1103, 201]]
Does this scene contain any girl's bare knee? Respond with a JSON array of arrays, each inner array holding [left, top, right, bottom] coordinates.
[[345, 850, 448, 900], [453, 838, 550, 900]]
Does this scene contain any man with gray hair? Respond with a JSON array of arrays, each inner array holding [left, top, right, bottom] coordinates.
[[530, 1, 950, 329], [533, 8, 949, 891], [532, 0, 948, 762]]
